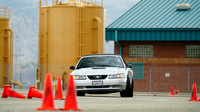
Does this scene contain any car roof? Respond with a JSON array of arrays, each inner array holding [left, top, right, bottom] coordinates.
[[83, 54, 121, 57]]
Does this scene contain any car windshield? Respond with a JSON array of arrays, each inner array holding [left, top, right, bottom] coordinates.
[[76, 56, 124, 69]]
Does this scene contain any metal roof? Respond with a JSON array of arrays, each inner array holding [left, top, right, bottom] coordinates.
[[107, 0, 200, 29], [106, 29, 200, 41], [106, 0, 200, 41]]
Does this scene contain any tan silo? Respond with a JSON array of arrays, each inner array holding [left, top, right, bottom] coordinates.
[[0, 7, 13, 88], [37, 0, 105, 89]]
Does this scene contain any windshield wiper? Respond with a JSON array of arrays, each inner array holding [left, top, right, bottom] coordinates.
[[95, 64, 114, 67], [77, 65, 92, 69]]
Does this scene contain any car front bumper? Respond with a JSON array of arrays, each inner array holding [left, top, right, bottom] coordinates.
[[74, 78, 127, 93]]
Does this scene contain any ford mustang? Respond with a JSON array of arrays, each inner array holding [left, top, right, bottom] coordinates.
[[69, 54, 134, 97]]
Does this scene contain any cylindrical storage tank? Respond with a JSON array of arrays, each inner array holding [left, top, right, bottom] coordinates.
[[37, 0, 105, 89], [0, 7, 13, 88]]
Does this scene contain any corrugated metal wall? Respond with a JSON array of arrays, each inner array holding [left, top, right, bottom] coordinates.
[[106, 29, 200, 41]]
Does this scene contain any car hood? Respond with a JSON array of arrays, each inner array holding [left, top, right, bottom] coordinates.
[[71, 67, 125, 75]]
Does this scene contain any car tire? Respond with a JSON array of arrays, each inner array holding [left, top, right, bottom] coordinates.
[[120, 78, 133, 97], [130, 79, 134, 97], [77, 92, 85, 96]]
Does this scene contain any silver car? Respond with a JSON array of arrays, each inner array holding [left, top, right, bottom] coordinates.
[[69, 54, 134, 97]]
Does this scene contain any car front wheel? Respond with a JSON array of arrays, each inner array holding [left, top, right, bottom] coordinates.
[[120, 78, 133, 97]]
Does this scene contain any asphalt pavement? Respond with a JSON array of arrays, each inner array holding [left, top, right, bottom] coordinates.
[[0, 89, 200, 112]]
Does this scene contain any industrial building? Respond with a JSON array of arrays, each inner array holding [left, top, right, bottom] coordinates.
[[106, 0, 200, 92], [0, 7, 13, 88], [0, 7, 22, 88], [36, 0, 105, 89]]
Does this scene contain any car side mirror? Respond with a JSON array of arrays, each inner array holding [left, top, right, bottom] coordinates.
[[69, 66, 75, 70], [126, 64, 132, 68]]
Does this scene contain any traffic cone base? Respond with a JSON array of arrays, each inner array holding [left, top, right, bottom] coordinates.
[[27, 86, 43, 99], [35, 73, 56, 110], [60, 108, 82, 111], [1, 85, 25, 99], [36, 107, 57, 110], [188, 99, 200, 101], [169, 93, 175, 95], [188, 99, 198, 101]]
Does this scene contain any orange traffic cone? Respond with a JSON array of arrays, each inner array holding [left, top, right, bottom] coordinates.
[[27, 86, 43, 99], [189, 83, 198, 101], [60, 75, 82, 111], [54, 77, 65, 100], [36, 73, 57, 110], [1, 85, 25, 99], [169, 86, 175, 95]]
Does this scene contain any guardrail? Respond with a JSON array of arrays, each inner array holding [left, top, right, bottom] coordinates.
[[0, 7, 10, 19], [40, 0, 103, 7]]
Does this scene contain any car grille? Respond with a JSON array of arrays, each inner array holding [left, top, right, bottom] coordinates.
[[87, 75, 108, 80], [86, 86, 110, 88]]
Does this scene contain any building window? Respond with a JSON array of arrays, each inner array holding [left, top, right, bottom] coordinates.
[[129, 45, 153, 58], [129, 63, 144, 79], [186, 46, 200, 58]]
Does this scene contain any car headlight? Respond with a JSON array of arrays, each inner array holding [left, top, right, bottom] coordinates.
[[73, 75, 87, 80], [109, 74, 125, 79]]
